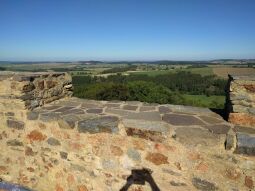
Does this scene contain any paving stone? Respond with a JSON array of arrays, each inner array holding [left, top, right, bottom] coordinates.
[[6, 119, 25, 130], [104, 103, 121, 108], [7, 139, 24, 147], [139, 106, 155, 112], [122, 105, 138, 111], [44, 105, 61, 111], [40, 112, 60, 122], [27, 111, 39, 120], [192, 177, 218, 191], [62, 108, 85, 115], [47, 137, 61, 146], [54, 106, 75, 113], [127, 148, 141, 161], [78, 116, 119, 134], [158, 106, 171, 113], [235, 133, 255, 155], [199, 115, 224, 124], [81, 103, 103, 108], [86, 108, 103, 114], [58, 115, 79, 129], [175, 127, 222, 147], [162, 113, 205, 126], [168, 104, 213, 115], [123, 119, 169, 142], [106, 108, 161, 121], [202, 124, 231, 134]]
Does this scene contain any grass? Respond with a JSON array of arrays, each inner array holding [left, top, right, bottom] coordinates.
[[182, 94, 225, 109]]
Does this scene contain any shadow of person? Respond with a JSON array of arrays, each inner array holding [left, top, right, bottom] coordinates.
[[120, 168, 160, 191]]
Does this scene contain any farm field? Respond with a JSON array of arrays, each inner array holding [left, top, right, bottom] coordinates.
[[213, 67, 255, 78]]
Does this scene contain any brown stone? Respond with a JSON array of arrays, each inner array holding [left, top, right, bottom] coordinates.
[[245, 176, 254, 189], [67, 174, 75, 185], [0, 166, 8, 174], [225, 168, 241, 180], [55, 184, 64, 191], [77, 185, 88, 191], [229, 113, 255, 127], [196, 162, 208, 172], [126, 127, 164, 142], [27, 130, 47, 142], [37, 80, 45, 90], [243, 84, 255, 92], [46, 80, 57, 88], [25, 146, 37, 156], [145, 152, 169, 165], [110, 145, 123, 156]]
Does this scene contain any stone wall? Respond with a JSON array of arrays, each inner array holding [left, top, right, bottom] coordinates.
[[226, 74, 255, 127], [0, 72, 254, 190], [0, 71, 73, 110], [0, 71, 73, 129]]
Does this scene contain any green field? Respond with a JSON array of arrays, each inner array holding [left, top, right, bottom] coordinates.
[[182, 94, 225, 108]]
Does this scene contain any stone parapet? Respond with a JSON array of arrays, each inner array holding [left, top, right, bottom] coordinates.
[[0, 71, 73, 110], [226, 74, 255, 127]]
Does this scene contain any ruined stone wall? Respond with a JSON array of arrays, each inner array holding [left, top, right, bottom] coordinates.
[[0, 71, 73, 129], [226, 75, 255, 127]]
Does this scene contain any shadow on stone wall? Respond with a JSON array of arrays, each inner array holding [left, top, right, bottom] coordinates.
[[120, 168, 160, 191]]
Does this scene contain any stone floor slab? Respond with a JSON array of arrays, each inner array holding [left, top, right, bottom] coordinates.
[[162, 113, 205, 126]]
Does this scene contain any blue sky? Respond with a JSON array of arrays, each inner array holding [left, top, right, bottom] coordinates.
[[0, 0, 255, 61]]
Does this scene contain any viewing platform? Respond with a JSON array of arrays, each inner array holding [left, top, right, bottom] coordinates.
[[0, 72, 254, 191]]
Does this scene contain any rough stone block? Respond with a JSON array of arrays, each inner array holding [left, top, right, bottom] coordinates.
[[7, 119, 25, 130], [235, 133, 255, 155]]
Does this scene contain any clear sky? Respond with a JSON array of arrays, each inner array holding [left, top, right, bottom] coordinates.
[[0, 0, 255, 61]]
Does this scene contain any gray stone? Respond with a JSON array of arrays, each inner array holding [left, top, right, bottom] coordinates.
[[62, 108, 85, 115], [202, 124, 231, 134], [199, 116, 223, 124], [5, 112, 14, 116], [225, 133, 235, 150], [122, 105, 138, 111], [86, 108, 103, 114], [104, 103, 120, 108], [127, 148, 141, 161], [58, 115, 79, 129], [102, 159, 117, 170], [175, 127, 222, 147], [7, 139, 24, 147], [248, 107, 255, 114], [54, 106, 75, 113], [7, 119, 25, 130], [27, 111, 39, 120], [139, 106, 155, 112], [163, 114, 205, 126], [44, 105, 61, 111], [167, 104, 213, 115], [235, 133, 255, 155], [60, 151, 68, 159], [70, 164, 86, 172], [47, 137, 61, 146], [158, 106, 171, 113], [162, 168, 181, 176], [192, 177, 218, 191], [30, 100, 39, 108], [170, 181, 187, 186], [78, 116, 119, 134], [39, 112, 60, 122], [234, 126, 255, 134]]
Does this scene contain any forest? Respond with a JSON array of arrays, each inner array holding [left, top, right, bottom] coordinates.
[[73, 71, 227, 108]]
